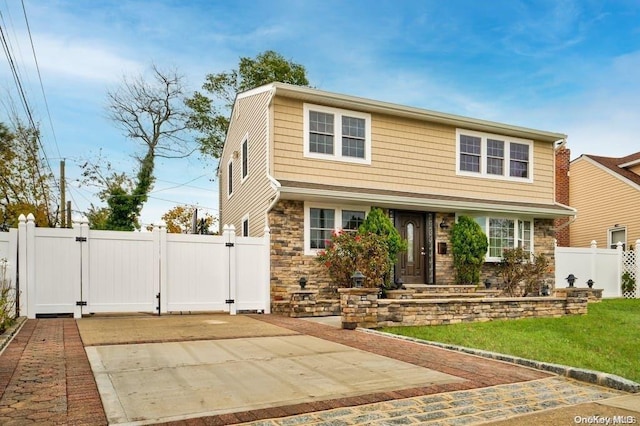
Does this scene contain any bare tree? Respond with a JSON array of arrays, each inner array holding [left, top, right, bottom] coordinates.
[[89, 65, 194, 231]]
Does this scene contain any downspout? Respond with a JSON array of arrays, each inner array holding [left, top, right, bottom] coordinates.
[[265, 86, 282, 226]]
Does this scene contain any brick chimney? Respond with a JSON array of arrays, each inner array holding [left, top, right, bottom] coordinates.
[[555, 145, 571, 246]]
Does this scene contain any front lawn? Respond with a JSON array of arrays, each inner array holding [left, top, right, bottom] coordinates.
[[382, 298, 640, 383]]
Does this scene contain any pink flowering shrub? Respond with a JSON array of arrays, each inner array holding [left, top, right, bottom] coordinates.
[[315, 231, 391, 288]]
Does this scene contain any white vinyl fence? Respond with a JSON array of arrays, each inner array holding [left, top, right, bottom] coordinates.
[[555, 240, 640, 298], [11, 213, 271, 318]]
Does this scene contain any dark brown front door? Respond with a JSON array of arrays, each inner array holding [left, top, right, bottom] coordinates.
[[397, 212, 427, 284]]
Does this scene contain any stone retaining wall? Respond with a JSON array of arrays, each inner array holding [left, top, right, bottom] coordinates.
[[339, 288, 588, 329]]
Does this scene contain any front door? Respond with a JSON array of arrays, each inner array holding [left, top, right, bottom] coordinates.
[[396, 211, 434, 284]]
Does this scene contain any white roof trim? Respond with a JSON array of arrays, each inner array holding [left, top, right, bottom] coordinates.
[[619, 158, 640, 168], [575, 155, 640, 193], [277, 185, 575, 218]]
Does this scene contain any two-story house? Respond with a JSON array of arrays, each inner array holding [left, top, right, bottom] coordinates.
[[568, 152, 640, 249], [219, 83, 576, 313]]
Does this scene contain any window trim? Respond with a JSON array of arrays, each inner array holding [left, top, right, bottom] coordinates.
[[241, 134, 249, 182], [608, 226, 627, 249], [455, 129, 534, 183], [458, 214, 535, 262], [226, 159, 234, 198], [304, 202, 370, 255], [303, 103, 372, 165]]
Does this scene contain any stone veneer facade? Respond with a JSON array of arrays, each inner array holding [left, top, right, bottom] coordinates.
[[269, 199, 558, 314], [268, 200, 335, 314]]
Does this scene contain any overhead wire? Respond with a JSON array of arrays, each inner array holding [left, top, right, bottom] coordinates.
[[21, 0, 61, 159]]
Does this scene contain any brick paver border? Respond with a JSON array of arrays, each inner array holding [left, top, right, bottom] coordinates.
[[0, 319, 107, 425]]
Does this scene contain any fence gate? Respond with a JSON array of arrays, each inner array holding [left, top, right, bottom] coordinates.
[[15, 214, 271, 318]]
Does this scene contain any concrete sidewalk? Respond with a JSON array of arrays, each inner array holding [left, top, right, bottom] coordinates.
[[0, 314, 637, 425]]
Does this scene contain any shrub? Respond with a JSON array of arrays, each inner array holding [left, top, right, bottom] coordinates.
[[0, 258, 16, 333], [622, 272, 636, 294], [358, 208, 407, 262], [450, 216, 488, 285], [316, 231, 392, 288], [499, 247, 549, 296]]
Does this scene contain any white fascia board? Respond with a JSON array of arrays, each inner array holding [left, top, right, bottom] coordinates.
[[277, 186, 575, 218], [619, 158, 640, 168]]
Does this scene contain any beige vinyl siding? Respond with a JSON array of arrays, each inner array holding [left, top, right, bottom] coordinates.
[[219, 90, 273, 236], [272, 97, 555, 204], [570, 158, 640, 248], [628, 164, 640, 175]]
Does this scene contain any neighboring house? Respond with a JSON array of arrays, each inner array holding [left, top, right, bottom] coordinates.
[[569, 152, 640, 249], [219, 83, 576, 312]]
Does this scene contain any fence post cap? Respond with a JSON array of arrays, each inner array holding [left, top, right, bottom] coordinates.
[[26, 213, 35, 222], [18, 214, 26, 222]]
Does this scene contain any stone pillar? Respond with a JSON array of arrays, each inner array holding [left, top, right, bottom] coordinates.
[[338, 288, 379, 329]]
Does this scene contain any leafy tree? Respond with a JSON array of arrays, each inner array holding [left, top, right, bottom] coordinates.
[[0, 120, 58, 230], [450, 216, 488, 285], [84, 65, 193, 231], [158, 205, 217, 234], [186, 50, 310, 158], [358, 207, 407, 285]]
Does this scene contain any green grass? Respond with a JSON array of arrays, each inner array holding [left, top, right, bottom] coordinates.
[[382, 299, 640, 383]]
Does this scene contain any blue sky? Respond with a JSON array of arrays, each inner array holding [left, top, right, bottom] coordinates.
[[1, 0, 639, 227]]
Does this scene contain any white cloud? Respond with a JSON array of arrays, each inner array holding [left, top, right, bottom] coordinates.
[[31, 33, 143, 84]]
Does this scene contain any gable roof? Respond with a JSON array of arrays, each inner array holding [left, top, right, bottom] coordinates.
[[579, 152, 640, 187], [239, 83, 568, 143]]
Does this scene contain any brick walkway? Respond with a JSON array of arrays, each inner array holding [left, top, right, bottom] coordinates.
[[0, 319, 106, 425]]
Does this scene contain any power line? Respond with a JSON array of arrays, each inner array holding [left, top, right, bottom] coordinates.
[[21, 0, 61, 158], [0, 7, 60, 198]]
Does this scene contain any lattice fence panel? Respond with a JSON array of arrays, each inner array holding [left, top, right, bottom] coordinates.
[[621, 250, 637, 298]]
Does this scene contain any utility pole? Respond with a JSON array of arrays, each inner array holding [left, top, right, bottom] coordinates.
[[60, 159, 66, 228]]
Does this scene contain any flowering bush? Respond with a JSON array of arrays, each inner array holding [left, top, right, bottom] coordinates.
[[0, 258, 16, 333], [315, 231, 392, 288]]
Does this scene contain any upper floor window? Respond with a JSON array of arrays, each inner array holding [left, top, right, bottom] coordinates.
[[456, 129, 533, 182], [227, 160, 233, 197], [304, 103, 371, 165], [241, 136, 248, 180]]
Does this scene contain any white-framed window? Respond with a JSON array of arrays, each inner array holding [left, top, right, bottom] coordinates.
[[304, 202, 370, 254], [241, 135, 249, 181], [303, 103, 372, 165], [609, 227, 627, 249], [467, 215, 534, 262], [242, 214, 249, 237], [456, 129, 533, 182], [227, 159, 233, 198]]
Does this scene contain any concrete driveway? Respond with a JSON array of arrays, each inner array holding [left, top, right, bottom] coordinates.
[[80, 314, 462, 424]]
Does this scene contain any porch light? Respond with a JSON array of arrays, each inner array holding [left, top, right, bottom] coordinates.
[[298, 276, 307, 290], [565, 274, 577, 287], [351, 271, 365, 288], [439, 218, 450, 229]]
